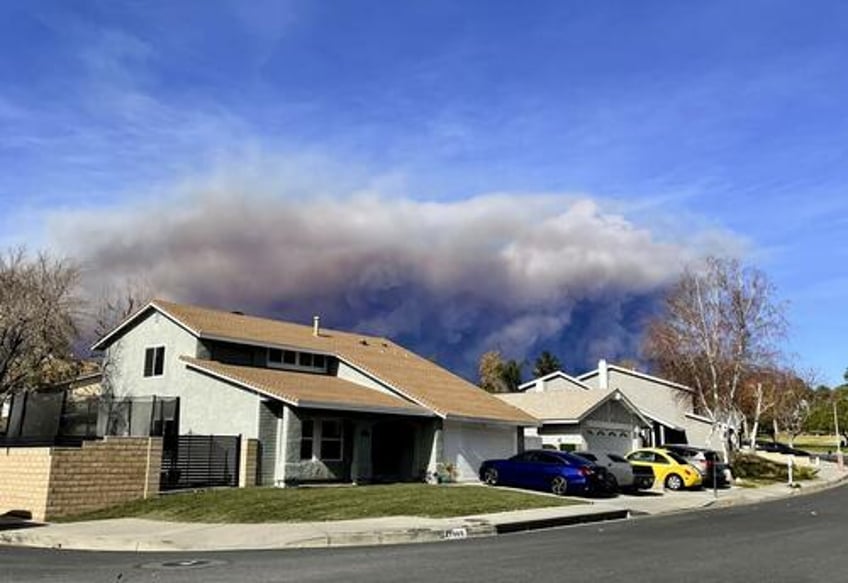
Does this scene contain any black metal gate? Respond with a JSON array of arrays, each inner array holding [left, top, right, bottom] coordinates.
[[160, 435, 241, 490]]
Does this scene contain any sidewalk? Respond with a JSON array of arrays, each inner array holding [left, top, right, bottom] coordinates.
[[2, 463, 845, 552]]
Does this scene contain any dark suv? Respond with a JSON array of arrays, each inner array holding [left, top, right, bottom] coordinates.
[[659, 444, 731, 488]]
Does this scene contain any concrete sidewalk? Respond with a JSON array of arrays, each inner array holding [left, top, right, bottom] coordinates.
[[2, 463, 845, 552]]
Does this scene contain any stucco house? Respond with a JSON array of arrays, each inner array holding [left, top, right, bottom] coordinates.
[[577, 360, 715, 447], [513, 360, 715, 452], [92, 300, 536, 485], [498, 371, 651, 454]]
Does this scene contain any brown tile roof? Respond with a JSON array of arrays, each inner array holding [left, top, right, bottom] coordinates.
[[497, 389, 622, 422], [149, 300, 535, 424], [181, 356, 432, 416]]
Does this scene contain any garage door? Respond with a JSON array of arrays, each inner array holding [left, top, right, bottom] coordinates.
[[443, 420, 517, 482], [584, 428, 631, 455]]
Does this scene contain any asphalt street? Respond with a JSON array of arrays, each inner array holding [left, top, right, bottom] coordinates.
[[3, 483, 847, 583]]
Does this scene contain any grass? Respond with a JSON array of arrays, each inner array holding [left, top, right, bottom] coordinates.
[[56, 484, 585, 523], [776, 434, 841, 453]]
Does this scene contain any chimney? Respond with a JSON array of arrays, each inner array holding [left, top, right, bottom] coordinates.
[[312, 315, 320, 337], [598, 359, 609, 390]]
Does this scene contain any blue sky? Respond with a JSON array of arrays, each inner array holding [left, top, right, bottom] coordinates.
[[1, 1, 846, 385]]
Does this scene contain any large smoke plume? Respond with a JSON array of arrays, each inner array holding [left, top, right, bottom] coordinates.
[[55, 185, 731, 379]]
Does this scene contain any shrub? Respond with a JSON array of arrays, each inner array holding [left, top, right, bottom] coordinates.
[[731, 453, 818, 481]]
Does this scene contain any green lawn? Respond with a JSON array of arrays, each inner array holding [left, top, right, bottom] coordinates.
[[56, 484, 585, 523], [777, 434, 841, 453]]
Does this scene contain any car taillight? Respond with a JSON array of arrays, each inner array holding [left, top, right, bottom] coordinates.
[[579, 466, 594, 477]]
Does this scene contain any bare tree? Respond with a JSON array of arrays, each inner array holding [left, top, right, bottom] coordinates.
[[0, 248, 81, 400], [91, 279, 153, 341], [771, 369, 816, 446], [479, 350, 508, 393], [644, 256, 786, 457]]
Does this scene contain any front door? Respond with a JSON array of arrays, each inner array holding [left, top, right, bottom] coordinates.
[[371, 420, 415, 482]]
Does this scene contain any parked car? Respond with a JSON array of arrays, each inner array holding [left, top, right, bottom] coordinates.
[[573, 451, 653, 491], [574, 451, 631, 491], [479, 449, 612, 496], [755, 440, 811, 457], [625, 447, 703, 491], [659, 444, 732, 488]]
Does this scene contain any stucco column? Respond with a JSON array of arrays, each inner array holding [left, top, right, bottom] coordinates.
[[427, 419, 444, 481]]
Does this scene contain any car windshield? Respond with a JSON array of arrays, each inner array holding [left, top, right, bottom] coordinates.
[[577, 453, 597, 461]]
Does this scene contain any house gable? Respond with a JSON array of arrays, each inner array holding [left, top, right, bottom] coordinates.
[[518, 371, 591, 393]]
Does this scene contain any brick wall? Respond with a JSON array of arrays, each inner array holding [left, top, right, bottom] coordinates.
[[239, 438, 259, 487], [0, 447, 52, 521], [0, 437, 162, 522]]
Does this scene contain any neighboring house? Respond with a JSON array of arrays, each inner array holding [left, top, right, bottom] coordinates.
[[576, 360, 715, 448], [498, 372, 651, 455], [92, 300, 536, 485]]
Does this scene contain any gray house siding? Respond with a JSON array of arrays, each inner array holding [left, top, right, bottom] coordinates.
[[258, 400, 282, 486]]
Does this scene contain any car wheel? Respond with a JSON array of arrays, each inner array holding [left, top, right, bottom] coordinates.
[[665, 473, 684, 491], [605, 473, 619, 493], [483, 468, 499, 486], [551, 476, 569, 496]]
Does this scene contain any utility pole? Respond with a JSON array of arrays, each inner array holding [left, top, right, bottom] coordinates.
[[835, 399, 844, 471]]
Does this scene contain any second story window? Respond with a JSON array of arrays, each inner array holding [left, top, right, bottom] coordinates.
[[144, 346, 165, 377], [266, 348, 328, 373]]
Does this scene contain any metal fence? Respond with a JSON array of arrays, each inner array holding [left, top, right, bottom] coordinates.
[[160, 434, 241, 491], [0, 391, 179, 447]]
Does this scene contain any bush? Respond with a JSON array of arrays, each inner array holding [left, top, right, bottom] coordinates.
[[731, 453, 818, 481]]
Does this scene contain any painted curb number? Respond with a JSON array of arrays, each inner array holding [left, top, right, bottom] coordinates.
[[443, 527, 468, 540]]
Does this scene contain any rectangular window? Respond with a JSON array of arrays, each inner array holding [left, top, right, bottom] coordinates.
[[300, 419, 314, 460], [144, 346, 165, 377], [313, 354, 326, 369], [320, 419, 343, 461], [299, 352, 313, 367], [283, 350, 297, 365], [268, 348, 283, 363]]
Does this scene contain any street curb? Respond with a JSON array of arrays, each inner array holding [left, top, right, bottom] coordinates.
[[493, 509, 629, 534]]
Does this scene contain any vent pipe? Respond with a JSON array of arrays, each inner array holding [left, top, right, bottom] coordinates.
[[599, 359, 609, 390], [313, 315, 320, 337]]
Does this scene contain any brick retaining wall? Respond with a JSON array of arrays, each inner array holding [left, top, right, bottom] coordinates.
[[0, 437, 162, 522]]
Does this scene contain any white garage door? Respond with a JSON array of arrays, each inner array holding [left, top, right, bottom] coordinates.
[[443, 421, 517, 482], [584, 428, 631, 455]]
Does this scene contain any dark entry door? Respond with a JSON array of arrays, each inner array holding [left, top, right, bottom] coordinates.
[[371, 421, 415, 482]]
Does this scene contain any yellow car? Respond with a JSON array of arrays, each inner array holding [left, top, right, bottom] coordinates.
[[625, 448, 703, 490]]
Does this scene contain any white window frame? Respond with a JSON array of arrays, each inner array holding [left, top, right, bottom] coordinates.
[[266, 348, 329, 373], [318, 419, 343, 462], [300, 417, 344, 462], [143, 345, 166, 378]]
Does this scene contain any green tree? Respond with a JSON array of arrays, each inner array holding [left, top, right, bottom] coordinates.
[[501, 359, 524, 392], [532, 351, 561, 378]]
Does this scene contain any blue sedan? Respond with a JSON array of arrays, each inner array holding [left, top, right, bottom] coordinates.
[[479, 449, 609, 496]]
